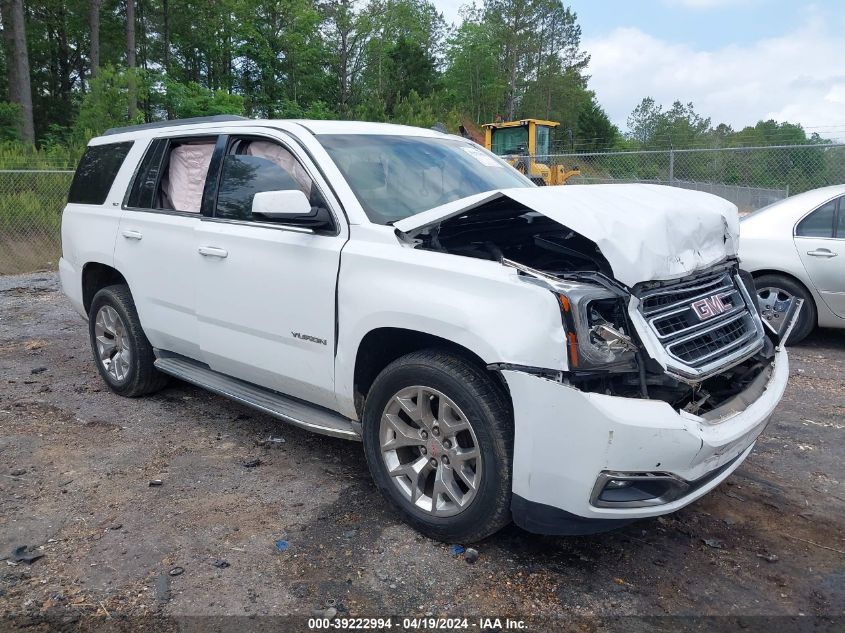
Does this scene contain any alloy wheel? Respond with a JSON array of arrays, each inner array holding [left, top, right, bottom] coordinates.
[[757, 286, 794, 332], [94, 305, 131, 382], [379, 386, 481, 517]]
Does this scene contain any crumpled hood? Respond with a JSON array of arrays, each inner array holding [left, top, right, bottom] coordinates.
[[393, 184, 739, 288]]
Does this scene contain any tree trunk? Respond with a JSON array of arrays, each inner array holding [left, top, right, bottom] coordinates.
[[339, 29, 349, 114], [8, 0, 33, 143], [0, 0, 19, 104], [89, 0, 101, 77], [162, 0, 169, 72], [126, 0, 136, 119], [58, 4, 71, 106], [162, 0, 171, 118]]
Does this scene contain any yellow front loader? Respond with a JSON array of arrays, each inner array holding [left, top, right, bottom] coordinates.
[[482, 119, 580, 186]]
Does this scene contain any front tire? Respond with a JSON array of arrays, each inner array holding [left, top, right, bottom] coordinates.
[[755, 274, 816, 345], [362, 349, 513, 543], [88, 284, 167, 397]]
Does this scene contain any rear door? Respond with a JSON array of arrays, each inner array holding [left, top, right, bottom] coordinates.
[[794, 195, 845, 318], [193, 128, 347, 410], [114, 134, 221, 359]]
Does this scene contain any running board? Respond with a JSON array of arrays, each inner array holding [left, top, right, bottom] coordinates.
[[153, 353, 360, 441]]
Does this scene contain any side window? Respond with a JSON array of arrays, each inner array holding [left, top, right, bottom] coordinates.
[[126, 136, 217, 213], [836, 198, 845, 238], [796, 199, 836, 238], [157, 139, 216, 213], [126, 139, 167, 209], [216, 155, 299, 220], [68, 141, 134, 205], [215, 138, 326, 223]]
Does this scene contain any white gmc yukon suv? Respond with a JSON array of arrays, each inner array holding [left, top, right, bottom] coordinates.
[[60, 116, 794, 542]]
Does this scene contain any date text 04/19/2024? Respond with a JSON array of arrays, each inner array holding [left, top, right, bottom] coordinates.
[[307, 617, 528, 630]]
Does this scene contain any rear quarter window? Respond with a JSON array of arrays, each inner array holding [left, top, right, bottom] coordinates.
[[68, 141, 134, 205], [795, 199, 836, 238]]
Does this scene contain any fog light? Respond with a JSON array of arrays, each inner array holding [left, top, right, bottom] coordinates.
[[591, 471, 690, 508]]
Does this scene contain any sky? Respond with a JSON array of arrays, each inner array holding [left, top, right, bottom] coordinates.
[[432, 0, 845, 140]]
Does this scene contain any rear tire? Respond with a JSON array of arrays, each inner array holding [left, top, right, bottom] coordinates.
[[754, 274, 816, 345], [88, 284, 168, 397], [362, 349, 513, 543]]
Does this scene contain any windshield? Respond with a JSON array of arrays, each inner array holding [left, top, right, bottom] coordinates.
[[318, 134, 532, 224]]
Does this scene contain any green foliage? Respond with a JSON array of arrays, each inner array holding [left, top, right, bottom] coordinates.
[[575, 101, 619, 151], [0, 170, 72, 233], [73, 66, 145, 142], [236, 0, 330, 117], [1, 0, 835, 172], [272, 99, 337, 120], [444, 0, 595, 152], [627, 98, 711, 149], [0, 140, 80, 169], [383, 38, 439, 113], [165, 80, 245, 119], [0, 102, 21, 142], [443, 17, 505, 123], [614, 98, 837, 193]]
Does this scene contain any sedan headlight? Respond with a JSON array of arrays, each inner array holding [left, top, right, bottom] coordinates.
[[556, 284, 638, 371]]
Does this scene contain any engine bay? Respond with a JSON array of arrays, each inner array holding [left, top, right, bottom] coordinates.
[[411, 200, 776, 417], [415, 198, 614, 277]]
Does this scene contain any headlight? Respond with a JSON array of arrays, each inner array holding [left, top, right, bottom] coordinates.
[[556, 284, 638, 371]]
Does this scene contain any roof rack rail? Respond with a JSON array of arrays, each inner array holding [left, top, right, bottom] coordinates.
[[103, 115, 249, 136]]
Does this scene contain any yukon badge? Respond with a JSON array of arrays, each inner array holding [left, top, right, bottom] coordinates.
[[291, 332, 328, 346], [691, 294, 731, 321]]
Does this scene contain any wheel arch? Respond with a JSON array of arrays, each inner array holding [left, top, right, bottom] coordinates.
[[352, 327, 510, 420], [82, 262, 128, 315]]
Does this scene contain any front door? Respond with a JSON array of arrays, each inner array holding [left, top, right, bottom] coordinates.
[[794, 195, 845, 318], [194, 130, 347, 410]]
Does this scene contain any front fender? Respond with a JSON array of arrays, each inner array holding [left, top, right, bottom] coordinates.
[[334, 231, 567, 417]]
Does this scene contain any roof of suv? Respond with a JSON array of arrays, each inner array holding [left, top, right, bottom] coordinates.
[[95, 117, 447, 144], [289, 119, 444, 137]]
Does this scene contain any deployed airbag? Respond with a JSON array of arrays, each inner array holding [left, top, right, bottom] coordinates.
[[163, 142, 215, 213], [247, 141, 312, 197]]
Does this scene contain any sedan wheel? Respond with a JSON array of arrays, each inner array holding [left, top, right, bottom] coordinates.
[[757, 286, 794, 333], [379, 386, 481, 517], [752, 273, 816, 345]]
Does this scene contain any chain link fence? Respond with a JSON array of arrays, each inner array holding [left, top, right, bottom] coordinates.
[[541, 143, 845, 214], [1, 144, 844, 274], [0, 169, 73, 274]]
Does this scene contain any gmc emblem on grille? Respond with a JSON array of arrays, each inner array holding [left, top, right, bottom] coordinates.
[[691, 294, 731, 321]]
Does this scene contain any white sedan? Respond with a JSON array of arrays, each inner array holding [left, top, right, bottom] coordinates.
[[740, 183, 845, 343]]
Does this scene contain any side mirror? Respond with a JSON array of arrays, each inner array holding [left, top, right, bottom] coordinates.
[[252, 189, 312, 220]]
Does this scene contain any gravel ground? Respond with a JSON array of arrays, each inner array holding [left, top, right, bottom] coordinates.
[[1, 272, 843, 631]]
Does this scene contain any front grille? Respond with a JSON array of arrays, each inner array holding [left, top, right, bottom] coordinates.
[[637, 270, 762, 374]]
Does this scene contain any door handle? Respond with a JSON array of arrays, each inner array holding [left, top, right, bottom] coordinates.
[[121, 229, 143, 241], [198, 246, 228, 259], [806, 249, 837, 258]]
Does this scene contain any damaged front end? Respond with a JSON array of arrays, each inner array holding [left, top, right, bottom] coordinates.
[[397, 187, 799, 419], [499, 259, 789, 418]]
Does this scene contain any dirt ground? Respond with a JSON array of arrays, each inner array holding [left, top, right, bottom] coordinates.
[[1, 272, 843, 632]]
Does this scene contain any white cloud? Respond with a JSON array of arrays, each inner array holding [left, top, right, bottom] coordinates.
[[584, 13, 845, 139]]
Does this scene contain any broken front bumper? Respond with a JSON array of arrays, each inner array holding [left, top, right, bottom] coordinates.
[[504, 347, 788, 535]]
